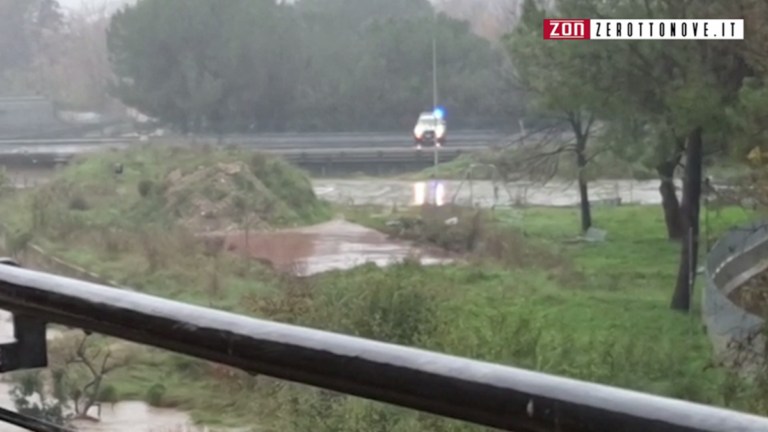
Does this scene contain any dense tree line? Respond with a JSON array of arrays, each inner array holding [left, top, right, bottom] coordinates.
[[506, 0, 760, 310], [0, 0, 62, 91], [0, 0, 126, 111], [107, 0, 525, 133]]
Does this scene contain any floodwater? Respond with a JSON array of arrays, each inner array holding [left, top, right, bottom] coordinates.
[[0, 168, 668, 430], [314, 178, 675, 207], [0, 221, 449, 431], [217, 219, 452, 275], [4, 166, 675, 207], [0, 310, 217, 432]]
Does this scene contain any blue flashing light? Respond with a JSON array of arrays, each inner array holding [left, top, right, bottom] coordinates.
[[433, 107, 444, 119]]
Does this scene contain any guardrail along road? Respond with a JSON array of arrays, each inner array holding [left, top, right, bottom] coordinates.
[[0, 139, 486, 174]]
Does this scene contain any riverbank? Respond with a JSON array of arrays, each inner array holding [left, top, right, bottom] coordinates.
[[407, 147, 752, 182]]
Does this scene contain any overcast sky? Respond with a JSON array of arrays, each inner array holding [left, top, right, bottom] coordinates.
[[58, 0, 133, 12]]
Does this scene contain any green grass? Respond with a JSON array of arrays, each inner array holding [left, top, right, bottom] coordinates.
[[62, 205, 765, 429], [408, 147, 659, 181], [408, 147, 754, 183], [0, 143, 331, 234]]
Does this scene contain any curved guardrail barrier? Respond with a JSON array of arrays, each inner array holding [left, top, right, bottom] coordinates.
[[0, 261, 766, 431], [703, 220, 768, 368]]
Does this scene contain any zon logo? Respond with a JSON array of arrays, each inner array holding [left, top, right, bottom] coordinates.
[[543, 19, 590, 39]]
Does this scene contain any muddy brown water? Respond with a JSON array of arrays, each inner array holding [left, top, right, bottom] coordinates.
[[0, 217, 450, 430], [216, 219, 452, 275]]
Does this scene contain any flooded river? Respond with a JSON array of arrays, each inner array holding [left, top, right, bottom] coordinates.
[[5, 166, 672, 208], [313, 178, 673, 207], [0, 168, 667, 430]]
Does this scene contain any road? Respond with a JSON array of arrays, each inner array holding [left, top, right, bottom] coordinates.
[[0, 130, 512, 154], [0, 141, 489, 172], [167, 130, 507, 147]]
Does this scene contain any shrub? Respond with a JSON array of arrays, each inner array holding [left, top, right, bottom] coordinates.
[[97, 384, 118, 404], [5, 229, 33, 257], [68, 195, 89, 211], [145, 383, 166, 407], [137, 179, 154, 198]]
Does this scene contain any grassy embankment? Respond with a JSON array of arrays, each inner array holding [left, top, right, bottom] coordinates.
[[0, 145, 764, 430], [410, 145, 751, 181], [410, 146, 657, 181]]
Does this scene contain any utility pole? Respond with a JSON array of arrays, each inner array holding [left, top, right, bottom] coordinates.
[[432, 12, 437, 111], [432, 7, 439, 177]]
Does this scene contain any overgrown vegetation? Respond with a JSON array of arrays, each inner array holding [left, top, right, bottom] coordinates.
[[91, 205, 768, 429], [1, 144, 330, 236], [9, 333, 134, 427], [412, 145, 659, 182], [2, 150, 762, 427]]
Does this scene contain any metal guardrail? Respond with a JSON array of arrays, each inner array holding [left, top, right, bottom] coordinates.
[[0, 147, 473, 168], [0, 138, 136, 146], [0, 262, 766, 431], [275, 147, 468, 164], [703, 220, 768, 367], [154, 134, 503, 149]]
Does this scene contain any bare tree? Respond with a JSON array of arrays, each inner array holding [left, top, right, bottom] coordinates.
[[49, 332, 137, 421], [493, 119, 602, 232]]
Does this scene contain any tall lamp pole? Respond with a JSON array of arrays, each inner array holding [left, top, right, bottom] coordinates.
[[432, 7, 439, 176], [432, 11, 437, 111]]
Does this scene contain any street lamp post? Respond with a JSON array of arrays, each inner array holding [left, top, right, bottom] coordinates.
[[432, 8, 439, 177], [432, 13, 437, 111]]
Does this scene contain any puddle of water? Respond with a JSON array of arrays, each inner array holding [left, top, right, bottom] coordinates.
[[218, 220, 452, 275]]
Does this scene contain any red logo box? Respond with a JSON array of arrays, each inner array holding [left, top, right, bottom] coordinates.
[[543, 19, 590, 39]]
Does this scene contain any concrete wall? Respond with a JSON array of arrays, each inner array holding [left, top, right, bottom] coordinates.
[[703, 220, 768, 369]]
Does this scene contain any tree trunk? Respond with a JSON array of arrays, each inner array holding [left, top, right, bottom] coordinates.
[[656, 158, 684, 241], [80, 376, 103, 418], [671, 127, 703, 312], [576, 138, 592, 232]]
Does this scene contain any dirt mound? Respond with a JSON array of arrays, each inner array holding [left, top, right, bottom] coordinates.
[[14, 146, 330, 241], [163, 161, 297, 233]]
